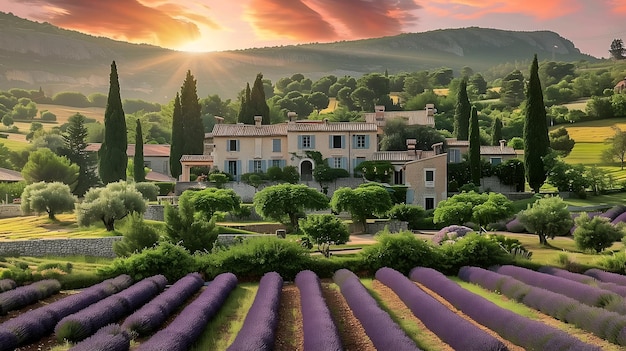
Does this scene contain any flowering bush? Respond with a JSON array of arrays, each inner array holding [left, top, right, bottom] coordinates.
[[377, 267, 506, 351], [0, 279, 61, 315], [69, 324, 130, 351], [137, 272, 237, 351], [226, 272, 282, 351], [410, 267, 600, 350], [333, 269, 420, 351], [295, 270, 342, 351], [432, 225, 474, 244]]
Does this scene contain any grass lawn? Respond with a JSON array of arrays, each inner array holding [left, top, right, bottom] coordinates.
[[0, 137, 31, 151]]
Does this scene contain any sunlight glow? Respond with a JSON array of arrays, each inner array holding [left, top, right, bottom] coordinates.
[[176, 40, 214, 53]]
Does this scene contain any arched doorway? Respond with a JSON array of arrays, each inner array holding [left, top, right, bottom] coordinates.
[[300, 159, 313, 181]]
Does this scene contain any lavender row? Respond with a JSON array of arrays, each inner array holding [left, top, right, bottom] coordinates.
[[333, 269, 420, 351], [122, 272, 204, 336], [0, 274, 133, 351], [410, 267, 600, 351], [294, 270, 342, 351], [0, 279, 61, 315], [0, 279, 16, 293], [493, 265, 622, 309], [55, 275, 167, 342], [227, 272, 282, 351], [539, 266, 626, 297], [459, 266, 626, 345], [137, 272, 237, 351], [586, 268, 626, 286], [376, 267, 507, 351], [69, 324, 131, 351]]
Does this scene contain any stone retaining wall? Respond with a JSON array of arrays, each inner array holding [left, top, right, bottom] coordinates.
[[0, 205, 22, 218], [0, 237, 122, 258]]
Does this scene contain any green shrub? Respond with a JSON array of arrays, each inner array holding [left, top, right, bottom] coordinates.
[[0, 181, 26, 204], [360, 230, 441, 275], [201, 236, 310, 281], [306, 255, 365, 278], [573, 213, 625, 253], [438, 233, 513, 274], [388, 204, 426, 230], [134, 182, 159, 201], [114, 213, 161, 257], [299, 214, 349, 258], [99, 242, 196, 282], [154, 182, 175, 196], [230, 204, 252, 220], [597, 252, 626, 272]]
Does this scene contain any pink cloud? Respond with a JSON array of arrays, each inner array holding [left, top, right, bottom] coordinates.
[[424, 0, 581, 20], [244, 0, 421, 41], [8, 0, 219, 48]]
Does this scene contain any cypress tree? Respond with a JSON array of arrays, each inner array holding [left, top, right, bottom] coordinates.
[[98, 61, 127, 184], [169, 93, 183, 179], [60, 113, 99, 196], [524, 54, 550, 193], [134, 119, 145, 182], [250, 73, 270, 125], [180, 70, 204, 155], [238, 83, 252, 124], [491, 117, 503, 146], [468, 105, 481, 186], [453, 79, 471, 140]]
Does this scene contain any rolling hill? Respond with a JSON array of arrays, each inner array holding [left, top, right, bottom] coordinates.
[[0, 11, 597, 102]]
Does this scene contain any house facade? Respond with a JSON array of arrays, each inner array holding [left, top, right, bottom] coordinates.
[[445, 138, 518, 165], [85, 143, 174, 181]]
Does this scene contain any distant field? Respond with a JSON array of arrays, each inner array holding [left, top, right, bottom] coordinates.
[[561, 99, 589, 112], [320, 97, 338, 114], [555, 118, 626, 143], [0, 137, 30, 151], [11, 104, 105, 133]]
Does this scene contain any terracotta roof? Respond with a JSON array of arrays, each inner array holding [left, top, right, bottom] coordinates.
[[287, 121, 377, 132], [180, 155, 213, 162], [146, 171, 175, 182], [86, 144, 170, 157], [211, 124, 288, 137], [446, 138, 469, 147], [480, 145, 517, 155], [0, 167, 23, 182]]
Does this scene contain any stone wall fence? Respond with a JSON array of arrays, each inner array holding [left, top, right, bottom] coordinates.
[[0, 237, 122, 258]]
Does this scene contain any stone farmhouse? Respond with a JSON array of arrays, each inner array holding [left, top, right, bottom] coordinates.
[[614, 77, 626, 94], [184, 105, 448, 210], [85, 143, 175, 182]]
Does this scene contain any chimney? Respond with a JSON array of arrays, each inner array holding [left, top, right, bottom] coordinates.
[[375, 105, 385, 120], [287, 111, 298, 122], [499, 139, 506, 151], [254, 115, 262, 127], [432, 142, 443, 155], [214, 116, 224, 124], [406, 138, 417, 157]]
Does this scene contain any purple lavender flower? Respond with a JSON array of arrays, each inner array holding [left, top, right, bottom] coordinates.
[[432, 225, 474, 244], [295, 270, 341, 351], [377, 267, 506, 351], [226, 272, 282, 351], [69, 324, 130, 351], [333, 269, 420, 351], [0, 279, 61, 315], [586, 268, 626, 286], [0, 279, 16, 293], [410, 267, 600, 351], [122, 272, 204, 336], [137, 272, 237, 351]]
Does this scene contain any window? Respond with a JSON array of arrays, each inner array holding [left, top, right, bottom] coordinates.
[[272, 139, 281, 152], [228, 160, 238, 176], [331, 135, 343, 148], [490, 157, 502, 165], [298, 135, 314, 149], [425, 169, 435, 188], [271, 159, 282, 168], [253, 160, 262, 173], [448, 149, 461, 163], [333, 158, 342, 168], [355, 135, 367, 149], [227, 139, 239, 151], [425, 197, 435, 210]]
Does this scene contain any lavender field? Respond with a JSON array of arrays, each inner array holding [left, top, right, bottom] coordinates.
[[1, 267, 625, 350]]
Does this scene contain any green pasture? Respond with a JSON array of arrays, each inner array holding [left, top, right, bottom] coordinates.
[[561, 99, 589, 112], [0, 137, 31, 152]]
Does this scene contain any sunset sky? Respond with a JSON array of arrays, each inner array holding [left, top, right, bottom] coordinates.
[[1, 0, 624, 58]]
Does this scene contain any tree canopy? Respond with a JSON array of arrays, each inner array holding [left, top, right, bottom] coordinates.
[[20, 181, 76, 220], [518, 195, 573, 245], [253, 183, 329, 232], [453, 79, 471, 140], [133, 119, 146, 182], [330, 184, 392, 232], [21, 148, 79, 190], [299, 214, 349, 258], [524, 55, 550, 193], [76, 181, 146, 231], [59, 113, 100, 196]]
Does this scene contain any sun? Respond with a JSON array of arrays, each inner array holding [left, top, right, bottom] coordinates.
[[176, 40, 213, 53]]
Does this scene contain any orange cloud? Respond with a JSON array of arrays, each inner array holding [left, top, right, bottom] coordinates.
[[609, 0, 626, 14], [14, 0, 219, 48], [245, 0, 420, 42], [425, 0, 580, 20]]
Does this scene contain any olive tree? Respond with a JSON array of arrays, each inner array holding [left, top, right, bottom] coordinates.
[[299, 214, 349, 258], [191, 187, 241, 221], [517, 195, 573, 245], [330, 184, 392, 233], [253, 183, 329, 232], [76, 181, 146, 231], [573, 213, 625, 253], [20, 181, 77, 220], [434, 191, 514, 229]]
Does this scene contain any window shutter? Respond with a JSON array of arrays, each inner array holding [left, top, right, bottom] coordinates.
[[248, 160, 254, 173], [261, 160, 267, 172], [226, 140, 231, 151], [406, 189, 414, 204], [298, 135, 303, 149], [310, 135, 316, 149], [329, 135, 333, 148], [341, 135, 346, 149], [352, 135, 357, 147], [224, 161, 228, 173], [341, 157, 348, 170], [280, 159, 286, 168], [236, 161, 242, 181], [364, 135, 370, 149], [236, 140, 240, 151], [328, 157, 334, 168]]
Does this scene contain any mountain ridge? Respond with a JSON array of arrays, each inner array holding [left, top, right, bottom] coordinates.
[[0, 11, 597, 102]]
